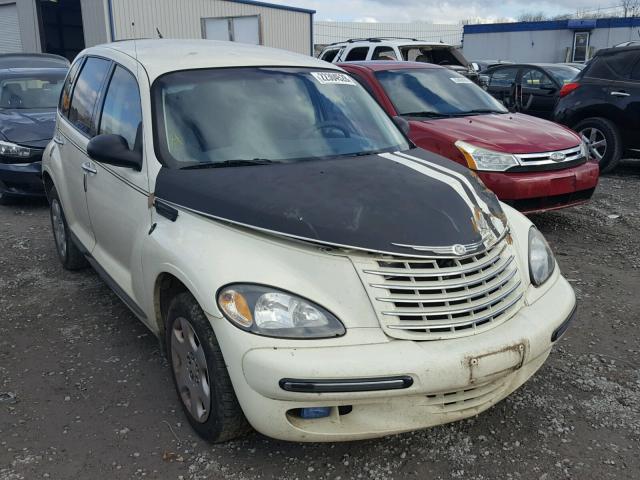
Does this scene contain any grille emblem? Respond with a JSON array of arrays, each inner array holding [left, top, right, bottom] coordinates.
[[453, 244, 467, 256], [549, 152, 566, 162]]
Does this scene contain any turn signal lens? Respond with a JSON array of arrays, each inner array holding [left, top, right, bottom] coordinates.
[[218, 290, 253, 327], [559, 82, 580, 98]]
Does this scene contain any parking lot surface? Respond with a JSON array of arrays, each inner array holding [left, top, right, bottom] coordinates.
[[1, 162, 639, 480]]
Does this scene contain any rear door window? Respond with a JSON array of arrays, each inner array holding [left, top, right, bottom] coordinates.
[[372, 47, 397, 61], [320, 49, 340, 63], [98, 66, 143, 153], [345, 47, 369, 61], [488, 67, 519, 87], [68, 57, 111, 135], [605, 51, 638, 78], [520, 68, 555, 89]]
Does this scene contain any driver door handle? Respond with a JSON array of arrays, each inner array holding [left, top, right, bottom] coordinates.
[[81, 162, 97, 175], [610, 91, 630, 97]]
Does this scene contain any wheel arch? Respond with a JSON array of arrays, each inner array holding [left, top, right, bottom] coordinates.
[[42, 170, 54, 202]]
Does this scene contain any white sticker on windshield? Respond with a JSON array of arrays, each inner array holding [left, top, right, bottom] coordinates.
[[451, 77, 473, 84], [311, 72, 357, 85]]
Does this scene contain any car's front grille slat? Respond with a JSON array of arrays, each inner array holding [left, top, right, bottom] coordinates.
[[515, 145, 584, 165], [355, 237, 523, 340]]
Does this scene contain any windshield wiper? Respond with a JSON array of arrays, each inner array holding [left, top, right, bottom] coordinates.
[[450, 109, 506, 116], [180, 159, 276, 170], [401, 111, 451, 118]]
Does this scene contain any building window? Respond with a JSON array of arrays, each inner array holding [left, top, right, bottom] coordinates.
[[202, 16, 261, 45], [572, 32, 590, 63]]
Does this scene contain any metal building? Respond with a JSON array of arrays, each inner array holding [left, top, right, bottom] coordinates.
[[463, 17, 640, 63], [1, 0, 315, 60]]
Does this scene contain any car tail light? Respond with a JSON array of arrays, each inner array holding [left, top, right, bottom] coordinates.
[[559, 82, 580, 98]]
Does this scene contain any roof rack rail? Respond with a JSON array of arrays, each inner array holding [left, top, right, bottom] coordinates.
[[324, 37, 424, 47]]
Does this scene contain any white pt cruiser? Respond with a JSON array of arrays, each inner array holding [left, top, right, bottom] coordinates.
[[43, 40, 576, 443]]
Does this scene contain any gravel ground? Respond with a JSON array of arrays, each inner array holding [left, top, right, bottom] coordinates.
[[1, 161, 639, 480]]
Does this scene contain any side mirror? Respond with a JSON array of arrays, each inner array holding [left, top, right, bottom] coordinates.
[[471, 62, 480, 72], [392, 116, 410, 136], [87, 134, 142, 171]]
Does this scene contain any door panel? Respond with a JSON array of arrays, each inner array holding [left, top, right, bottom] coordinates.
[[518, 68, 558, 119], [57, 56, 111, 250], [486, 67, 519, 109], [85, 65, 150, 299]]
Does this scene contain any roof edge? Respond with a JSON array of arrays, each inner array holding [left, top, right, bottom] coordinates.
[[227, 0, 315, 15], [464, 16, 640, 34]]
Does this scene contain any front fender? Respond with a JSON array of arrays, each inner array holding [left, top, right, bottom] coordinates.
[[140, 208, 381, 336]]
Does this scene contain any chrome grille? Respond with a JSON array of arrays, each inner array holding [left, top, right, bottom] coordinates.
[[354, 238, 523, 340], [515, 145, 584, 166], [424, 378, 509, 413]]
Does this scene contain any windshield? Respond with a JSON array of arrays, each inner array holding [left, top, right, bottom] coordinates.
[[0, 71, 66, 109], [545, 66, 580, 84], [152, 67, 409, 169], [376, 68, 507, 117]]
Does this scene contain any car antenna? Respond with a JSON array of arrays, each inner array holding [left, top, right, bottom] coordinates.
[[156, 27, 164, 39]]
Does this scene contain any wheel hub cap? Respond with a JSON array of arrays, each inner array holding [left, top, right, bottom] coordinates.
[[171, 317, 211, 423], [580, 127, 607, 163]]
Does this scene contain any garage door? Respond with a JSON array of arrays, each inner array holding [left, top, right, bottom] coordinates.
[[0, 3, 23, 54]]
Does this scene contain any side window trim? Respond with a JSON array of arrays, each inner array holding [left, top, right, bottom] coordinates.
[[88, 59, 115, 137], [59, 56, 85, 119]]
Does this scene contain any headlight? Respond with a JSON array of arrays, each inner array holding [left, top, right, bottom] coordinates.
[[528, 227, 555, 286], [217, 284, 346, 339], [0, 140, 32, 158], [455, 140, 519, 172]]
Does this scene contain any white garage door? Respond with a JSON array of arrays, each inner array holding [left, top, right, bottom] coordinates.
[[0, 3, 23, 54]]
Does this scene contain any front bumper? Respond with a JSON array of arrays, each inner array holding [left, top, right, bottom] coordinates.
[[213, 274, 576, 442], [0, 161, 45, 197], [478, 161, 599, 213]]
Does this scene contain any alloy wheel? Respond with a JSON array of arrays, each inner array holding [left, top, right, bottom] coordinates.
[[171, 317, 211, 423], [51, 199, 67, 259], [580, 127, 607, 162]]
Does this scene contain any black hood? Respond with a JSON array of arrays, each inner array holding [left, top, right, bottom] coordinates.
[[154, 148, 507, 257], [0, 109, 56, 147]]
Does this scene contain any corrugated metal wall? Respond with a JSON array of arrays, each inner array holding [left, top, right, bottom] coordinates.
[[0, 0, 41, 54], [80, 0, 110, 47], [0, 2, 23, 53], [314, 21, 463, 47], [109, 0, 312, 55]]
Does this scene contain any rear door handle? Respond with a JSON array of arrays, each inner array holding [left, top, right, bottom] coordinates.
[[81, 162, 97, 175], [53, 136, 65, 145], [610, 91, 630, 97]]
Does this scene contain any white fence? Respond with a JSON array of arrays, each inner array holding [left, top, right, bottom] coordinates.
[[314, 21, 463, 48]]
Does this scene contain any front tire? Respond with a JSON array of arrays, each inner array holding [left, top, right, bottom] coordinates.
[[49, 186, 88, 270], [166, 292, 252, 443], [574, 117, 622, 173]]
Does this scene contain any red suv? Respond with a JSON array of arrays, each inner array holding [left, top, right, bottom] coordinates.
[[339, 61, 599, 213]]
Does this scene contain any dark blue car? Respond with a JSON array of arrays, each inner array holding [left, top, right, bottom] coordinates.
[[0, 54, 68, 204]]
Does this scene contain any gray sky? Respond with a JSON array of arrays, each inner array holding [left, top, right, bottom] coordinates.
[[266, 0, 622, 23]]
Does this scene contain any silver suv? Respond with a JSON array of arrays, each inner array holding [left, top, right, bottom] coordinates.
[[318, 37, 479, 82]]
